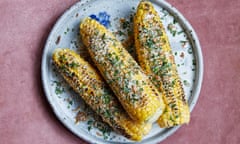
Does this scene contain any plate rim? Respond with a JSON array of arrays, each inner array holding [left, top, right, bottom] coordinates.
[[41, 0, 204, 143]]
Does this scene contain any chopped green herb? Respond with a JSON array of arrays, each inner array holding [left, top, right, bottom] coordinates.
[[103, 134, 108, 140], [180, 40, 188, 44], [115, 55, 119, 61], [167, 23, 177, 37], [117, 30, 125, 36], [93, 121, 112, 140], [122, 20, 130, 29], [103, 95, 110, 104], [129, 14, 134, 22], [183, 80, 190, 87], [170, 103, 176, 108], [123, 87, 130, 94], [160, 62, 172, 71], [173, 18, 177, 24], [104, 110, 111, 118], [142, 81, 146, 85], [146, 39, 155, 49], [188, 48, 193, 54], [156, 29, 163, 36], [161, 9, 168, 18], [178, 31, 184, 35], [136, 80, 139, 85], [87, 120, 93, 125], [53, 81, 61, 86], [169, 116, 175, 122], [113, 69, 119, 77], [88, 126, 92, 131], [192, 59, 196, 65], [69, 61, 80, 68], [59, 54, 67, 61], [130, 94, 139, 103], [54, 81, 65, 95], [163, 108, 168, 114], [171, 79, 176, 86], [102, 33, 106, 40], [172, 31, 176, 36], [152, 66, 160, 74]]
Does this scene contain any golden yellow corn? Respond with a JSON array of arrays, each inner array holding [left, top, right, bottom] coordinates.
[[80, 18, 165, 123], [134, 1, 190, 127], [52, 48, 152, 141]]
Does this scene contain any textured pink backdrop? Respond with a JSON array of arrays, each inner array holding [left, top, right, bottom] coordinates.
[[0, 0, 239, 144]]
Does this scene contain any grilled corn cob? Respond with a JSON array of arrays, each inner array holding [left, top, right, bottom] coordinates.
[[80, 18, 165, 123], [134, 1, 190, 127], [52, 48, 152, 141]]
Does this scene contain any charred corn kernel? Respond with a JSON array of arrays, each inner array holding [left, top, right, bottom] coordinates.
[[80, 18, 165, 123], [52, 48, 152, 141], [134, 1, 190, 128]]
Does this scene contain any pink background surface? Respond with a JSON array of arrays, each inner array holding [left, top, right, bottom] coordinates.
[[0, 0, 239, 143]]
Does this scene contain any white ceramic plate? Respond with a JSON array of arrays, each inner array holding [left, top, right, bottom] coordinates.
[[41, 0, 203, 143]]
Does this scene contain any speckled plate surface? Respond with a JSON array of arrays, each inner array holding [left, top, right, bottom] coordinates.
[[41, 0, 203, 143]]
